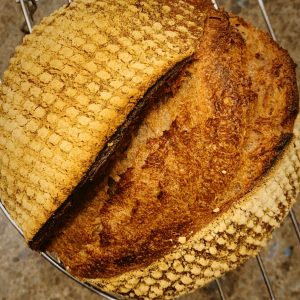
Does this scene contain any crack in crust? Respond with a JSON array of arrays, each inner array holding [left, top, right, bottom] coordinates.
[[48, 10, 299, 300]]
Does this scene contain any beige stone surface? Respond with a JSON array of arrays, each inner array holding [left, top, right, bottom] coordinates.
[[0, 0, 300, 300]]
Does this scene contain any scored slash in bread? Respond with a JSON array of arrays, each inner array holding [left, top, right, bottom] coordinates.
[[0, 0, 209, 246], [47, 9, 300, 300]]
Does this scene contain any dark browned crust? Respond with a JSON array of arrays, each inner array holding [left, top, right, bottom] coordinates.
[[48, 10, 299, 279], [29, 56, 195, 250], [261, 132, 293, 177]]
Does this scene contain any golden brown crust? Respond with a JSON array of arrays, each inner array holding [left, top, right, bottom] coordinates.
[[48, 10, 299, 297]]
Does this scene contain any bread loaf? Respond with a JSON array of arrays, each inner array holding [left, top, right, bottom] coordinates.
[[0, 0, 299, 299]]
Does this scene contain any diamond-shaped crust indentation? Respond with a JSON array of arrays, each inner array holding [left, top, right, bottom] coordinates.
[[0, 0, 206, 242]]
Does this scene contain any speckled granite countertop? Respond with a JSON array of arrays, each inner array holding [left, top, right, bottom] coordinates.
[[0, 0, 300, 299]]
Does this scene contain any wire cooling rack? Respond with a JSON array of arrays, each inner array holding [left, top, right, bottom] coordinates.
[[1, 0, 299, 299]]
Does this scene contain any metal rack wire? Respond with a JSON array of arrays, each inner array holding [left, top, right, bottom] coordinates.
[[0, 0, 299, 299]]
